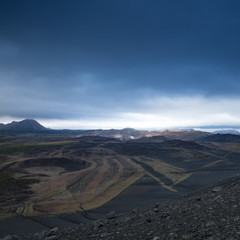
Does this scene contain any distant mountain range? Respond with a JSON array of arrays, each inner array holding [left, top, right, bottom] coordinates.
[[1, 119, 240, 142], [212, 129, 240, 135], [0, 119, 211, 140], [0, 119, 47, 132]]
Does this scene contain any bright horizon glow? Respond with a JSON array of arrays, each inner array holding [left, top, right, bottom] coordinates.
[[1, 118, 240, 133], [1, 96, 240, 132]]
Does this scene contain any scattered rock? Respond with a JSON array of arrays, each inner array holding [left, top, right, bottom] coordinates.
[[93, 220, 104, 229], [148, 231, 154, 236], [132, 208, 139, 213], [206, 237, 214, 240], [205, 221, 216, 227], [45, 236, 58, 240], [182, 235, 190, 239], [146, 217, 152, 222], [160, 212, 169, 218], [1, 235, 15, 240], [106, 210, 116, 219], [100, 233, 112, 237], [117, 215, 131, 224], [155, 203, 160, 208], [153, 207, 159, 212], [212, 186, 222, 192], [48, 227, 59, 236]]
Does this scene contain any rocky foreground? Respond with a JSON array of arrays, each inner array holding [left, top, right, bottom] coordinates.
[[2, 175, 240, 240]]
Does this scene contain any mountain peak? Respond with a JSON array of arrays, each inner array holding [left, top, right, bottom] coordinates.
[[0, 119, 47, 132]]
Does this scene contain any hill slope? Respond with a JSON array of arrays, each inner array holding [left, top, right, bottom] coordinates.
[[200, 133, 240, 143]]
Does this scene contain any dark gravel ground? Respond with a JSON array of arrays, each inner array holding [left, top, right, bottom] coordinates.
[[2, 175, 240, 240]]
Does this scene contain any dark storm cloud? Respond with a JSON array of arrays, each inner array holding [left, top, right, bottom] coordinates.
[[0, 0, 240, 127]]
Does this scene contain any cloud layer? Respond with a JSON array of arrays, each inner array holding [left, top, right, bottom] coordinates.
[[0, 0, 240, 129]]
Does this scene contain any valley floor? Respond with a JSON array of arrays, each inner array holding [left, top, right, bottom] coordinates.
[[1, 132, 240, 239]]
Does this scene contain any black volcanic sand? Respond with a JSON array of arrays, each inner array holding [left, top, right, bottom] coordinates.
[[89, 174, 179, 215], [5, 174, 240, 239], [0, 175, 177, 237], [92, 169, 240, 216], [1, 169, 240, 238]]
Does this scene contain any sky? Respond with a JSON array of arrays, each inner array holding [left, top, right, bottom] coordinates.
[[1, 0, 240, 130]]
